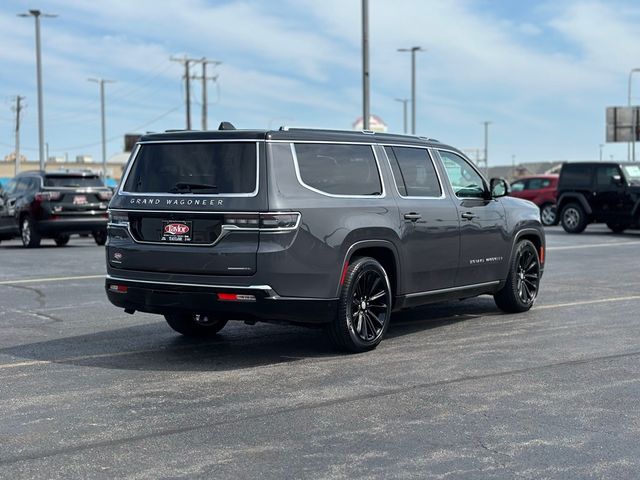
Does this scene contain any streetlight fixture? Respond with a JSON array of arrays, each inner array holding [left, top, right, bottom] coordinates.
[[18, 9, 57, 170], [397, 46, 425, 135], [395, 98, 409, 134], [628, 68, 640, 162], [88, 78, 116, 178]]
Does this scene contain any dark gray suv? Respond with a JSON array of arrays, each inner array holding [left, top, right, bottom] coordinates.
[[105, 125, 545, 352]]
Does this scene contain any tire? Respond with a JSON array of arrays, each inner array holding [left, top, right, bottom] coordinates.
[[327, 257, 392, 353], [93, 229, 107, 246], [164, 313, 229, 337], [494, 240, 541, 313], [606, 222, 628, 234], [54, 234, 70, 247], [21, 216, 41, 248], [560, 202, 588, 233], [540, 203, 557, 226]]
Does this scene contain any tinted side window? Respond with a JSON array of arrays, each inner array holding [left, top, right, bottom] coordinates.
[[15, 179, 30, 193], [561, 165, 592, 188], [528, 178, 545, 190], [595, 166, 621, 188], [439, 151, 485, 198], [387, 146, 441, 197], [294, 143, 382, 196]]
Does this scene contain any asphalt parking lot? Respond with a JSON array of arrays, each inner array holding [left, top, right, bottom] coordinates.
[[1, 225, 639, 479]]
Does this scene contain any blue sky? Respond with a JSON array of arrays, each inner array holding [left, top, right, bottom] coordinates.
[[1, 0, 640, 166]]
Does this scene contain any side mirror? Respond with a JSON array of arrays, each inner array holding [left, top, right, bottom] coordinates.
[[490, 178, 510, 198], [612, 174, 623, 186]]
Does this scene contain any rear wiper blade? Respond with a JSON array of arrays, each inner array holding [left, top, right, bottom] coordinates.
[[169, 182, 218, 193]]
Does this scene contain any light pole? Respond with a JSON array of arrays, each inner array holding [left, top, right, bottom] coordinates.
[[361, 0, 370, 130], [18, 9, 57, 171], [395, 98, 409, 134], [628, 68, 640, 162], [398, 46, 425, 134], [599, 144, 604, 161], [88, 78, 116, 177], [483, 121, 491, 177]]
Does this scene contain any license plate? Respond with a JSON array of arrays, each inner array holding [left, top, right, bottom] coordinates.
[[161, 220, 192, 243], [73, 195, 88, 205]]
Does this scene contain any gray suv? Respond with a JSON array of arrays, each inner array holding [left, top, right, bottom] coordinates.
[[105, 125, 545, 352]]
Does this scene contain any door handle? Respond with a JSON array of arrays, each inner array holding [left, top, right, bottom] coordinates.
[[403, 212, 422, 222], [461, 212, 477, 220]]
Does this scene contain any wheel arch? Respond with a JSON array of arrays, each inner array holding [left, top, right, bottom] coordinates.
[[557, 193, 592, 215], [337, 240, 401, 299], [504, 228, 545, 278]]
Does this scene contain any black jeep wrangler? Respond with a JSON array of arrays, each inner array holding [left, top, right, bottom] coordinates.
[[557, 162, 640, 234], [105, 125, 545, 352], [0, 170, 112, 247]]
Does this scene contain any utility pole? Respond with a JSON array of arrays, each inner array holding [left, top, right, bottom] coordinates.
[[398, 46, 425, 134], [511, 154, 515, 179], [18, 9, 57, 171], [483, 121, 491, 177], [190, 59, 221, 130], [599, 144, 604, 161], [171, 56, 205, 130], [88, 78, 115, 177], [12, 96, 26, 175], [395, 98, 409, 134], [361, 0, 370, 130]]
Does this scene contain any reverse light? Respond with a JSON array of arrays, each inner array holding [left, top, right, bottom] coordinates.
[[35, 191, 61, 202], [109, 284, 128, 293], [217, 293, 256, 302]]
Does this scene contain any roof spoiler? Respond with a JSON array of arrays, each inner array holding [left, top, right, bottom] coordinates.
[[218, 121, 236, 131]]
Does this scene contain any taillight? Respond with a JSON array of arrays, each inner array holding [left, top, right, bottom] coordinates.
[[217, 293, 256, 302], [108, 284, 128, 293], [35, 191, 61, 201], [222, 212, 300, 231], [259, 213, 299, 230], [108, 210, 129, 225], [98, 191, 113, 201]]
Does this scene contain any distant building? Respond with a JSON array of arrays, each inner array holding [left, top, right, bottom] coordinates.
[[352, 115, 388, 133]]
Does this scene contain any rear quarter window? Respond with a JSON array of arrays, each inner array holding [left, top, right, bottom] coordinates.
[[293, 143, 382, 196], [560, 165, 592, 188]]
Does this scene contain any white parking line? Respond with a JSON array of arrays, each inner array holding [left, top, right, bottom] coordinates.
[[547, 241, 640, 251], [0, 275, 105, 286], [536, 295, 640, 310]]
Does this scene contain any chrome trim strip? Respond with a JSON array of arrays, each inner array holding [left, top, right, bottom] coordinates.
[[290, 143, 386, 199], [379, 145, 446, 200], [106, 275, 279, 298], [405, 280, 500, 299], [107, 210, 301, 246], [118, 142, 260, 198]]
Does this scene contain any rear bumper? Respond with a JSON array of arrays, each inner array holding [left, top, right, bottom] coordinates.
[[37, 216, 107, 235], [105, 276, 337, 325]]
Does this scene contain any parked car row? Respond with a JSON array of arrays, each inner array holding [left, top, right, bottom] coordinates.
[[0, 170, 111, 247]]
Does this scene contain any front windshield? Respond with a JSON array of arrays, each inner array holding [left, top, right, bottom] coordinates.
[[622, 165, 640, 186]]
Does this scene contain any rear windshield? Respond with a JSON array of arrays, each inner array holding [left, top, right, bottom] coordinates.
[[123, 142, 257, 194], [44, 175, 103, 188]]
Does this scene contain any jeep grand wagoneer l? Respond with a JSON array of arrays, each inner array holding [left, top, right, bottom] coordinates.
[[105, 125, 545, 352]]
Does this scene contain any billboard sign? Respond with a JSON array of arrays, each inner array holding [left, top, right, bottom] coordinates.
[[606, 106, 640, 142]]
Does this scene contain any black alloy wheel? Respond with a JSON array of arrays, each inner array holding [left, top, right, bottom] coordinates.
[[329, 257, 392, 352], [494, 240, 540, 313], [164, 313, 229, 337]]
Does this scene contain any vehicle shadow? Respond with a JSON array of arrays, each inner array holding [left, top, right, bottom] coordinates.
[[0, 298, 500, 373]]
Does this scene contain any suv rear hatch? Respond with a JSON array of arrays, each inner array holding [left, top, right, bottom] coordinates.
[[41, 174, 112, 215], [109, 140, 268, 276]]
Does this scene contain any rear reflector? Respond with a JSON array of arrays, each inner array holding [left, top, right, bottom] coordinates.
[[217, 293, 256, 302], [109, 284, 128, 293], [539, 246, 545, 264]]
